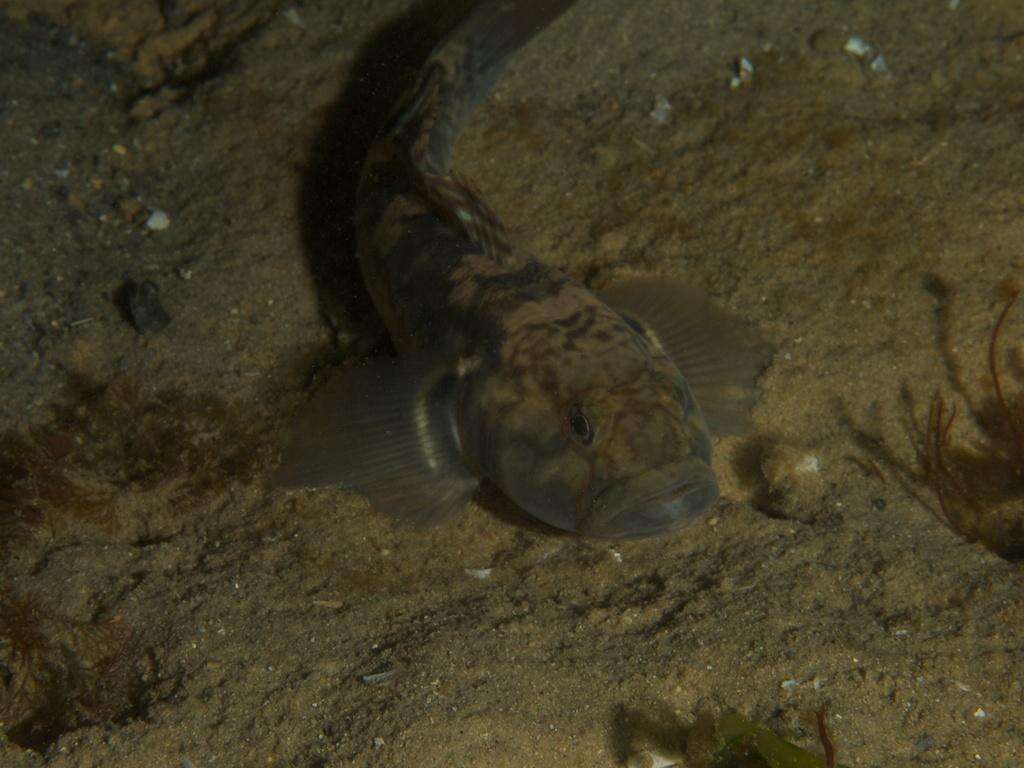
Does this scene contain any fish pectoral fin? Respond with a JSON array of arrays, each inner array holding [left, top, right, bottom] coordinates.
[[272, 355, 477, 524], [600, 276, 775, 436]]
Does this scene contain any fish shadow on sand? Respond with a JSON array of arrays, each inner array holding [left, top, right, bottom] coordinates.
[[297, 0, 478, 360]]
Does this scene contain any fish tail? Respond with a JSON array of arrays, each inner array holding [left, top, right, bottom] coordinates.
[[388, 0, 576, 173]]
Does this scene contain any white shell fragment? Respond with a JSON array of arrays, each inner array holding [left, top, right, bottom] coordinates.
[[627, 750, 679, 768], [795, 454, 821, 474], [360, 669, 395, 685], [729, 56, 755, 89], [146, 209, 171, 231], [464, 568, 492, 579], [843, 36, 872, 59], [283, 7, 305, 29], [649, 95, 672, 125], [870, 55, 889, 74]]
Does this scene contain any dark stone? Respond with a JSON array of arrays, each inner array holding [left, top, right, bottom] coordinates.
[[120, 280, 171, 333]]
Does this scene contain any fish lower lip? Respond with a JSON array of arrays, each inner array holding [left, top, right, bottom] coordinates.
[[583, 476, 719, 539]]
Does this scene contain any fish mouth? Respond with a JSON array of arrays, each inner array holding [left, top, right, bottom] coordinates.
[[580, 463, 720, 539]]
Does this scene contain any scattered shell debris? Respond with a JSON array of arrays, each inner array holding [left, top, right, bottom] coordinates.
[[464, 567, 492, 579], [795, 454, 822, 474], [729, 57, 754, 89], [282, 7, 305, 29], [843, 36, 872, 59], [626, 749, 679, 768], [649, 95, 672, 125], [359, 669, 395, 685], [311, 598, 345, 609], [146, 209, 171, 231], [843, 37, 890, 76]]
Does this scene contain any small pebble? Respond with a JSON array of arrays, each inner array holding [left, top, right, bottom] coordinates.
[[123, 280, 171, 333], [372, 736, 385, 749], [870, 55, 889, 74], [117, 197, 144, 222], [973, 707, 987, 719], [780, 678, 798, 691], [146, 209, 171, 231], [649, 95, 672, 125], [359, 670, 395, 685]]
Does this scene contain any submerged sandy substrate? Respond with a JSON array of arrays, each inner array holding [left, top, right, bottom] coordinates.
[[1, 1, 1022, 765]]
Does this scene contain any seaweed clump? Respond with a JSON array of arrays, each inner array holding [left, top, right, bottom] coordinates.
[[624, 708, 847, 768], [0, 376, 272, 544], [0, 590, 141, 752], [920, 290, 1024, 559]]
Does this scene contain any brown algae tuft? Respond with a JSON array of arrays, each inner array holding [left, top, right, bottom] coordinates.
[[0, 377, 272, 544], [0, 591, 141, 752], [918, 289, 1024, 559]]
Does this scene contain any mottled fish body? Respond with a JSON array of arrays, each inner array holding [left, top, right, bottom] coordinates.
[[276, 0, 772, 537]]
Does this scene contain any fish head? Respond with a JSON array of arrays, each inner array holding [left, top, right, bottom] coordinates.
[[569, 360, 719, 538], [460, 297, 719, 538]]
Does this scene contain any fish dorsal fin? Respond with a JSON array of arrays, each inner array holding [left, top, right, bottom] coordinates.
[[421, 171, 512, 260], [600, 276, 774, 436], [273, 355, 477, 525]]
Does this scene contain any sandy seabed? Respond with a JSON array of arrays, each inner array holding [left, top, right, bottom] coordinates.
[[1, 1, 1022, 766]]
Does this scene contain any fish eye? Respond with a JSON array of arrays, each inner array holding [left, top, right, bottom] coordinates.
[[568, 404, 593, 445]]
